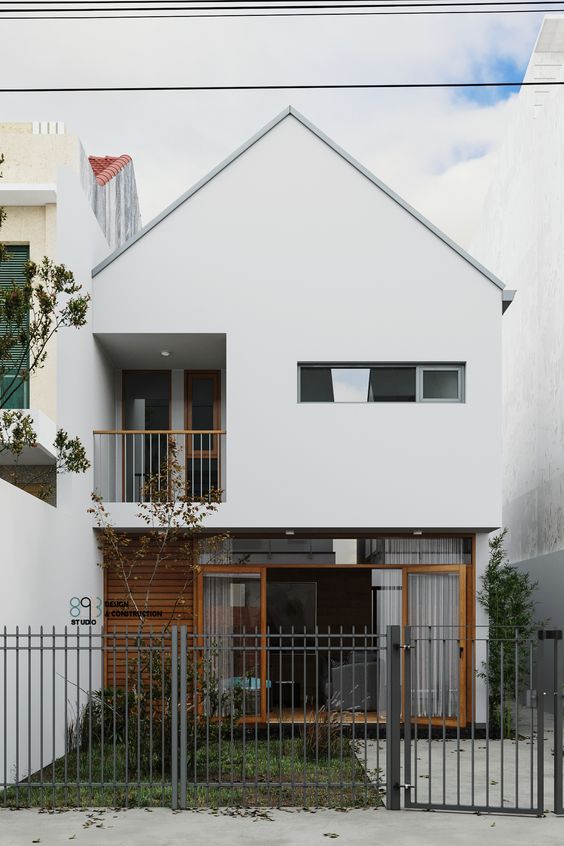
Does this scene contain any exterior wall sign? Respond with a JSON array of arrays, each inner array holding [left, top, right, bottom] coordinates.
[[69, 596, 102, 625]]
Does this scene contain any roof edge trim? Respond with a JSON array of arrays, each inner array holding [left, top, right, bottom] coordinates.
[[287, 107, 505, 291], [92, 107, 292, 276], [92, 105, 505, 292]]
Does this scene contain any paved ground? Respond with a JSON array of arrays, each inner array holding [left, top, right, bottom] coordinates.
[[360, 710, 557, 811], [1, 806, 564, 846]]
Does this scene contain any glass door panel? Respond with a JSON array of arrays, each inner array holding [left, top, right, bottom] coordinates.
[[186, 372, 220, 498], [372, 570, 402, 714], [123, 371, 170, 501], [203, 573, 263, 717], [407, 570, 465, 721]]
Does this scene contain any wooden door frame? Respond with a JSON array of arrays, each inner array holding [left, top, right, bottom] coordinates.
[[194, 545, 475, 727], [185, 370, 221, 454], [402, 565, 467, 727], [196, 566, 267, 723]]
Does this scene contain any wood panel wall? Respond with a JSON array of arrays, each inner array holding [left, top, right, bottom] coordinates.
[[103, 538, 196, 687]]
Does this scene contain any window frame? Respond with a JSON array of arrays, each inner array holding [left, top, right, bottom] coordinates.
[[418, 365, 465, 404], [298, 363, 465, 404]]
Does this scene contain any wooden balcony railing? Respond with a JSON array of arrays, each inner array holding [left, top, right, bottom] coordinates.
[[93, 430, 225, 503]]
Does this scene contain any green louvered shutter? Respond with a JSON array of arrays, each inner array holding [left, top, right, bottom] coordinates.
[[0, 244, 30, 409]]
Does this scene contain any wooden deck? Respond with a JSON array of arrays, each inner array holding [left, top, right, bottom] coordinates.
[[267, 708, 384, 725]]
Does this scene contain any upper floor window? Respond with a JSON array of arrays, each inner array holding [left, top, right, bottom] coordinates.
[[298, 364, 465, 403], [0, 245, 31, 409]]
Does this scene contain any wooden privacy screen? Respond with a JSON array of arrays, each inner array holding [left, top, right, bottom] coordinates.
[[103, 539, 196, 688]]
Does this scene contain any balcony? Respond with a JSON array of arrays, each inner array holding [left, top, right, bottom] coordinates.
[[93, 429, 225, 503]]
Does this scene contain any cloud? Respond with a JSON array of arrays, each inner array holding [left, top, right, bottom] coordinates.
[[0, 12, 542, 246]]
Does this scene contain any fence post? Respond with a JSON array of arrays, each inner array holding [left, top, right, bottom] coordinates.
[[403, 626, 412, 809], [180, 626, 187, 810], [171, 626, 178, 811], [386, 624, 401, 810], [536, 631, 545, 816], [554, 631, 563, 815]]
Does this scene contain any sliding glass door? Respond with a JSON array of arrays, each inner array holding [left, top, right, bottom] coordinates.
[[406, 568, 466, 722], [202, 572, 265, 718], [371, 566, 467, 723]]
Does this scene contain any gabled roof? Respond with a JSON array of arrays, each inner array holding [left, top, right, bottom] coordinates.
[[92, 106, 509, 301], [89, 154, 132, 186]]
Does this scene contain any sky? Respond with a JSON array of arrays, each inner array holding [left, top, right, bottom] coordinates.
[[0, 11, 545, 248]]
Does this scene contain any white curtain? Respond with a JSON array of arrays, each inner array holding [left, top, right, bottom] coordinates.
[[408, 573, 460, 718], [372, 570, 402, 712], [366, 537, 468, 565], [203, 575, 235, 710]]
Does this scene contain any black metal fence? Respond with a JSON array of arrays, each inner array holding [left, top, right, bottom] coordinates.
[[1, 625, 563, 815], [0, 627, 387, 809], [401, 626, 550, 816]]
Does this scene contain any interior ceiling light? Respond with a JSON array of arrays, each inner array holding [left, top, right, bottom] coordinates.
[[285, 530, 295, 536], [413, 530, 423, 536], [160, 350, 171, 357]]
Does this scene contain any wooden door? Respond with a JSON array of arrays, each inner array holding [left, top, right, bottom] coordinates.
[[404, 566, 467, 725]]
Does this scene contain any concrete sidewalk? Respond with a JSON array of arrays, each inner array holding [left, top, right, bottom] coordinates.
[[1, 807, 563, 846]]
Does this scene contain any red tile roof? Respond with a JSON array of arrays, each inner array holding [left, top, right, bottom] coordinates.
[[88, 154, 132, 186]]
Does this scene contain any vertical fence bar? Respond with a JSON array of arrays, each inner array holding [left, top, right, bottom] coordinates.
[[27, 627, 31, 806], [88, 626, 93, 805], [171, 627, 178, 810], [536, 631, 545, 816], [180, 626, 187, 810], [554, 631, 563, 815], [100, 629, 105, 801], [386, 625, 401, 810], [403, 626, 412, 809], [124, 628, 129, 808]]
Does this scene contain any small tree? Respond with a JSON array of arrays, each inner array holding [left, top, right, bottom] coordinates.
[[477, 529, 539, 735], [0, 153, 91, 496], [89, 437, 227, 631]]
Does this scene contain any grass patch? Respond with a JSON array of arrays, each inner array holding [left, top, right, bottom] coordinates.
[[3, 733, 383, 809]]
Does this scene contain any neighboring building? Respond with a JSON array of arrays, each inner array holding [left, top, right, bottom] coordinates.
[[1, 107, 512, 779], [472, 16, 564, 627], [0, 121, 141, 496]]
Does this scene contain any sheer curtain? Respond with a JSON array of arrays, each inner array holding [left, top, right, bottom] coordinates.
[[408, 573, 459, 718], [365, 537, 470, 565], [203, 575, 235, 710], [372, 570, 402, 712]]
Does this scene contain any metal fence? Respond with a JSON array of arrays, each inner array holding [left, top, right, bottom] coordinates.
[[0, 627, 388, 809], [1, 625, 563, 815], [401, 626, 549, 816], [92, 430, 225, 503]]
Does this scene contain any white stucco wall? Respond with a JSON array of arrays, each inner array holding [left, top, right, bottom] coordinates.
[[473, 17, 564, 571], [93, 113, 504, 533], [0, 169, 111, 782]]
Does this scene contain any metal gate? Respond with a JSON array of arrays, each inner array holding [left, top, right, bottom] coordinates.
[[398, 625, 564, 816]]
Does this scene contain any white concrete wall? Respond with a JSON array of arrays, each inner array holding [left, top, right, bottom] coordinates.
[[93, 114, 504, 533], [472, 17, 564, 572], [0, 168, 111, 782]]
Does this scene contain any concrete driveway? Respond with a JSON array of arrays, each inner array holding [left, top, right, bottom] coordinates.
[[1, 807, 563, 846]]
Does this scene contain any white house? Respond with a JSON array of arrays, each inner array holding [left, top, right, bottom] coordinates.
[[0, 107, 511, 782]]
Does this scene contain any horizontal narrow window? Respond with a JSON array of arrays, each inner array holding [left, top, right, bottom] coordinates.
[[299, 364, 464, 403]]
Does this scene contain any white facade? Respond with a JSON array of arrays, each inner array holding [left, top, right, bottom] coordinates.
[[92, 109, 505, 534], [472, 17, 564, 624], [0, 107, 509, 778]]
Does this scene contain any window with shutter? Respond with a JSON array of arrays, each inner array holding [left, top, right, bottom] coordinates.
[[0, 244, 30, 409]]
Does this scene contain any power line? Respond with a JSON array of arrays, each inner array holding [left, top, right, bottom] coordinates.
[[0, 81, 555, 90], [0, 5, 559, 14], [2, 0, 563, 5], [0, 0, 562, 13]]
